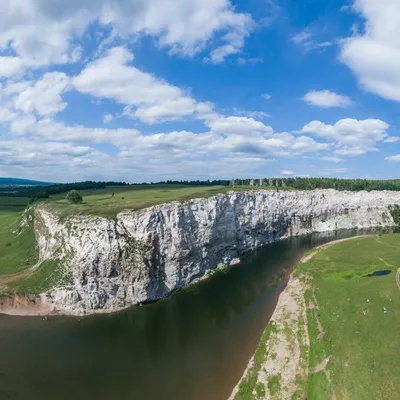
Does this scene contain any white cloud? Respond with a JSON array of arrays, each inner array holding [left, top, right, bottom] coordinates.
[[386, 155, 400, 162], [262, 93, 271, 100], [234, 110, 270, 119], [103, 114, 114, 124], [291, 29, 333, 53], [14, 72, 70, 117], [0, 56, 25, 77], [298, 118, 389, 156], [208, 18, 253, 63], [236, 57, 263, 65], [320, 156, 344, 163], [302, 90, 352, 108], [73, 47, 200, 124], [340, 0, 400, 101], [384, 136, 400, 143], [207, 116, 273, 135], [0, 109, 332, 181], [281, 170, 293, 176], [0, 0, 253, 67]]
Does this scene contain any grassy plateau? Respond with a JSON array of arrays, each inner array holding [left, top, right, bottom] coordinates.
[[295, 234, 400, 399], [44, 184, 285, 217]]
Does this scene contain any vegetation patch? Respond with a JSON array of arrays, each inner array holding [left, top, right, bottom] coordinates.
[[389, 205, 400, 225], [8, 260, 72, 295], [0, 208, 38, 276], [235, 322, 278, 399], [297, 234, 400, 399], [267, 374, 281, 397]]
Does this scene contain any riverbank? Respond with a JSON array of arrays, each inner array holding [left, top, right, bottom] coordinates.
[[230, 276, 309, 399], [232, 233, 400, 399], [0, 294, 55, 316]]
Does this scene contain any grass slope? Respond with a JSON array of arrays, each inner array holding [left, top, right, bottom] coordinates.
[[46, 184, 282, 217], [0, 208, 38, 277], [296, 234, 400, 399]]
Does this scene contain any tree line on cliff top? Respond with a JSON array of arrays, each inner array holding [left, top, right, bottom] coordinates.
[[229, 177, 400, 191], [1, 177, 400, 201]]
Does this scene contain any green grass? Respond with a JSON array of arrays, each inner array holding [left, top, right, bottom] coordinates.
[[44, 184, 284, 217], [235, 322, 278, 400], [8, 260, 70, 295], [267, 374, 281, 396], [0, 196, 31, 211], [0, 208, 38, 276], [297, 234, 400, 400]]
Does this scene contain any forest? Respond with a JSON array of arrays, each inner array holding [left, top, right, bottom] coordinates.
[[1, 177, 400, 201]]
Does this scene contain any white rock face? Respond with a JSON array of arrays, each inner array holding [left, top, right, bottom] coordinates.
[[35, 189, 400, 315]]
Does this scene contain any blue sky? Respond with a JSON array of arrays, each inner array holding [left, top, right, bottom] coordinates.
[[0, 0, 399, 182]]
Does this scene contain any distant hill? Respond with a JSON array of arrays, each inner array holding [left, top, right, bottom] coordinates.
[[0, 177, 54, 187]]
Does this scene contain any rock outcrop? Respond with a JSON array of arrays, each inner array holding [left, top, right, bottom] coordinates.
[[34, 189, 400, 315]]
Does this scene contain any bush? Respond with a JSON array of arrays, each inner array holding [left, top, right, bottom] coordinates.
[[65, 190, 83, 204]]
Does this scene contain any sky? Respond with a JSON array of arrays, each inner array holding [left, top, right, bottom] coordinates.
[[0, 0, 400, 183]]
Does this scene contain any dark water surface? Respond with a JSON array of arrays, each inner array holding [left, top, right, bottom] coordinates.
[[0, 230, 379, 400], [366, 270, 392, 277]]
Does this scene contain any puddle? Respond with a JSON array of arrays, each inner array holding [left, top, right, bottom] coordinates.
[[366, 270, 392, 277]]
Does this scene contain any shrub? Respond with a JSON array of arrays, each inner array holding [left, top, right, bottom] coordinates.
[[65, 190, 83, 204]]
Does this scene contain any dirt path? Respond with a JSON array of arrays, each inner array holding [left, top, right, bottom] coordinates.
[[0, 258, 43, 292], [396, 269, 400, 290], [312, 357, 331, 373]]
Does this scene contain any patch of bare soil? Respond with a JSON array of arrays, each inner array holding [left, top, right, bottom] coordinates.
[[230, 277, 310, 399], [312, 357, 331, 373], [0, 294, 55, 316]]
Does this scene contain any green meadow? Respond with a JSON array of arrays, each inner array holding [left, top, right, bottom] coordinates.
[[0, 197, 38, 279], [45, 184, 282, 217], [296, 234, 400, 399]]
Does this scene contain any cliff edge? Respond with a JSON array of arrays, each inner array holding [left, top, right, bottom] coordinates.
[[28, 189, 400, 315]]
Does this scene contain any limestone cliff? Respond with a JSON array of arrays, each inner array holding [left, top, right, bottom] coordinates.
[[34, 189, 400, 315]]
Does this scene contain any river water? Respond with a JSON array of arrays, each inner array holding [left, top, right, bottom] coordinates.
[[0, 229, 376, 400]]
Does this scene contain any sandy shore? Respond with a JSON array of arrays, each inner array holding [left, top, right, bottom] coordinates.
[[0, 295, 56, 316]]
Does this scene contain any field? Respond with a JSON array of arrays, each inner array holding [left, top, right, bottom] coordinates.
[[0, 197, 38, 281], [296, 234, 400, 399], [45, 184, 275, 217]]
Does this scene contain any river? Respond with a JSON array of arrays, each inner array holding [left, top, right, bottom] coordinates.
[[0, 229, 378, 400]]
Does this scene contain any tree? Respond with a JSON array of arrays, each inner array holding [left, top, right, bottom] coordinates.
[[65, 190, 83, 204]]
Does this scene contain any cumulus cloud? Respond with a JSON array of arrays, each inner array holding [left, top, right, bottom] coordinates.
[[302, 90, 352, 108], [0, 56, 25, 77], [0, 0, 253, 66], [340, 0, 400, 101], [298, 118, 389, 156], [281, 170, 293, 176], [0, 105, 331, 182], [14, 72, 70, 117], [73, 47, 205, 124], [206, 116, 273, 135]]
